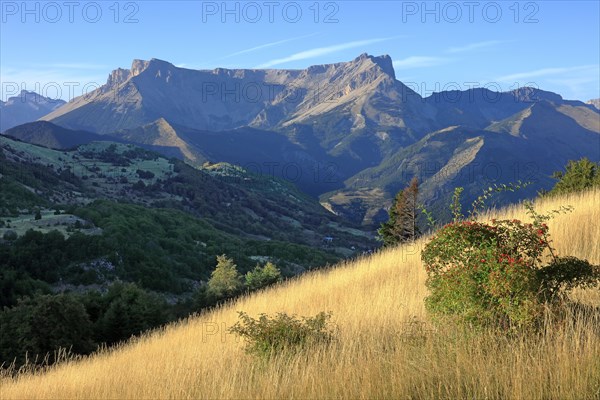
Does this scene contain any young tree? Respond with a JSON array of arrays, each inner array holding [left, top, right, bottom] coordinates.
[[245, 261, 282, 291], [207, 254, 243, 299], [405, 177, 420, 241], [378, 177, 420, 246], [546, 158, 600, 196], [378, 190, 407, 246]]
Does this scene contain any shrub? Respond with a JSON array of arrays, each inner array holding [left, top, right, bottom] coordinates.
[[421, 189, 600, 330], [245, 261, 282, 291], [136, 169, 155, 180], [536, 256, 600, 301], [132, 180, 146, 191], [228, 311, 335, 359], [422, 219, 543, 327]]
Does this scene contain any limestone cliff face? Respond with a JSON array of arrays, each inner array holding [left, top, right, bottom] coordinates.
[[41, 54, 433, 136], [130, 59, 150, 77], [107, 68, 132, 87]]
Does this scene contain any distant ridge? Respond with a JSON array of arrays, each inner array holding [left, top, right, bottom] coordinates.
[[0, 90, 65, 132]]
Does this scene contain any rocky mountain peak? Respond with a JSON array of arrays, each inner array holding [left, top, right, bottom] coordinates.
[[107, 58, 176, 87], [130, 58, 175, 77], [509, 87, 563, 104], [4, 90, 62, 105], [130, 59, 149, 77], [107, 68, 132, 87], [587, 99, 600, 110], [353, 53, 396, 79]]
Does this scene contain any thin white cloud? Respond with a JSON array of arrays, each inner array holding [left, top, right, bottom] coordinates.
[[255, 37, 394, 68], [546, 68, 600, 100], [46, 63, 108, 70], [224, 33, 320, 59], [392, 56, 449, 69], [493, 65, 599, 101], [548, 76, 599, 87], [181, 34, 323, 70], [446, 40, 505, 54], [496, 65, 597, 82]]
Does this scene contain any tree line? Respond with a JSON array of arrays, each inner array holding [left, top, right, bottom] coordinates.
[[0, 254, 282, 369]]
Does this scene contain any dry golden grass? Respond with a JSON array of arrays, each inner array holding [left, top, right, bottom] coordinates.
[[1, 189, 599, 399]]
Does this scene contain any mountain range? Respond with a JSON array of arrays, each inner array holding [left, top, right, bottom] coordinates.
[[0, 90, 65, 132], [3, 54, 599, 225]]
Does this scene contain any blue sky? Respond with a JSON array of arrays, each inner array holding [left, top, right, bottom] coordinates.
[[1, 1, 599, 101]]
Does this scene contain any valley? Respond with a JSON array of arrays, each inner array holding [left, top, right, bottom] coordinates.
[[1, 5, 599, 394]]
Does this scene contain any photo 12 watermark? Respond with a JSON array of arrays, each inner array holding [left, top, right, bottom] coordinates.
[[200, 1, 340, 23], [1, 79, 353, 106], [242, 161, 340, 184], [1, 1, 140, 23], [399, 161, 541, 185], [200, 321, 241, 343], [400, 1, 540, 24], [401, 81, 543, 103], [2, 81, 105, 103], [1, 75, 545, 107]]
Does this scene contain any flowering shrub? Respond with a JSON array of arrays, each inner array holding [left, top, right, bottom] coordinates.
[[422, 195, 600, 329]]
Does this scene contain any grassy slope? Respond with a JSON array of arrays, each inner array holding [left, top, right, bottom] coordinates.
[[1, 190, 599, 399]]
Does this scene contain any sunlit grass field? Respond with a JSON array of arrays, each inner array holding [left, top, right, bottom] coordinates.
[[1, 189, 599, 399]]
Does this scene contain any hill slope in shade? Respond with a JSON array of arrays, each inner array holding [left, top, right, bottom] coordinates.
[[112, 119, 351, 195], [1, 189, 598, 399], [2, 121, 122, 149], [323, 100, 599, 224]]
